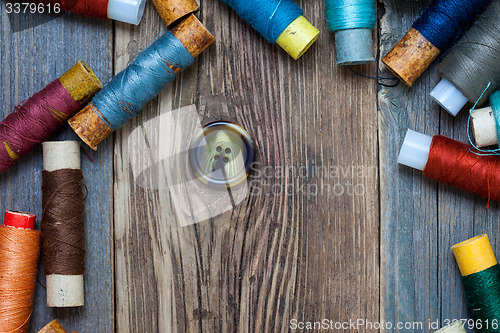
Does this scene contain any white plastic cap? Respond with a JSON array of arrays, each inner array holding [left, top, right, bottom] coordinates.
[[430, 78, 469, 116], [398, 129, 433, 171], [107, 0, 146, 25]]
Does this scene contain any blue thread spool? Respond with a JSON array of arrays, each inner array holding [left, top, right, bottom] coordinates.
[[382, 0, 491, 86], [325, 0, 376, 65], [220, 0, 320, 60], [92, 32, 195, 130], [69, 14, 215, 149]]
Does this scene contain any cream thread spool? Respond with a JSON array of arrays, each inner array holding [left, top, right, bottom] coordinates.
[[471, 106, 497, 147], [42, 141, 84, 307]]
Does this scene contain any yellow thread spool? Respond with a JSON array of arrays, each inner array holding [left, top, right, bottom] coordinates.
[[276, 16, 320, 60], [452, 234, 497, 277]]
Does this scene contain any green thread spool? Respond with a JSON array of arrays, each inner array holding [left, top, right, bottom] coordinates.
[[453, 235, 500, 333]]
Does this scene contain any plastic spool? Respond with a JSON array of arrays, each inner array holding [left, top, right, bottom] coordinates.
[[4, 210, 36, 230], [275, 15, 320, 60], [107, 0, 146, 25], [452, 235, 497, 277], [43, 141, 84, 308], [189, 121, 255, 187], [430, 78, 469, 116], [397, 129, 433, 171], [334, 29, 374, 65]]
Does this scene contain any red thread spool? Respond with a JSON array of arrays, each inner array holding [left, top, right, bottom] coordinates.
[[0, 210, 41, 333], [399, 130, 500, 206], [4, 210, 36, 230], [38, 0, 146, 25], [0, 61, 102, 174]]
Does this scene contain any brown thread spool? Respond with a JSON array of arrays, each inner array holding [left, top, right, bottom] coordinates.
[[152, 0, 199, 27], [0, 210, 41, 333], [42, 141, 85, 308], [68, 14, 215, 150]]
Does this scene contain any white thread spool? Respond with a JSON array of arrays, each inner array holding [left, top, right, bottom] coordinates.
[[42, 141, 84, 308], [107, 0, 146, 25], [397, 129, 433, 171]]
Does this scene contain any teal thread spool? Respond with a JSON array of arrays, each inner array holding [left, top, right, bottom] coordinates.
[[453, 235, 500, 333], [325, 0, 376, 65]]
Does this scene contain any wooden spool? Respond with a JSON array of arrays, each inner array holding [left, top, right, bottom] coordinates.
[[68, 14, 214, 150], [152, 0, 199, 27], [38, 320, 68, 333], [382, 28, 440, 86]]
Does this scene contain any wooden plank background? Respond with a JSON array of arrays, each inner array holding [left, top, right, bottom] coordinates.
[[379, 0, 500, 331], [0, 0, 497, 331], [0, 8, 114, 333]]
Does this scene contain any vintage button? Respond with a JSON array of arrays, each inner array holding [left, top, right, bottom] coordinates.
[[189, 121, 254, 187]]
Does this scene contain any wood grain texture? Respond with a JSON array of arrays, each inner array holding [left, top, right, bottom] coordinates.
[[0, 10, 114, 333], [114, 0, 379, 332], [379, 0, 500, 330]]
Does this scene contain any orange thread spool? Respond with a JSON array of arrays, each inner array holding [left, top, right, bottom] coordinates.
[[0, 210, 41, 333]]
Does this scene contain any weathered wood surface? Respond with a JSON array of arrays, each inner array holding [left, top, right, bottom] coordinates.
[[5, 0, 494, 331], [0, 9, 114, 333], [379, 0, 500, 331], [114, 0, 379, 332]]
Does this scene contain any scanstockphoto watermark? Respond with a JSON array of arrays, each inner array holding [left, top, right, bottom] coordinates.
[[290, 319, 424, 331], [248, 163, 377, 197], [290, 318, 498, 331], [3, 0, 67, 32]]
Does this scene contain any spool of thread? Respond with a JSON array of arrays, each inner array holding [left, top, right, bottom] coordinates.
[[35, 0, 146, 25], [68, 14, 214, 150], [38, 320, 68, 333], [453, 235, 500, 333], [0, 61, 102, 174], [430, 1, 500, 116], [325, 0, 376, 65], [434, 322, 466, 333], [42, 141, 85, 308], [152, 0, 199, 27], [398, 129, 500, 204], [471, 91, 500, 148], [0, 210, 41, 333], [382, 0, 491, 86], [220, 0, 320, 60]]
